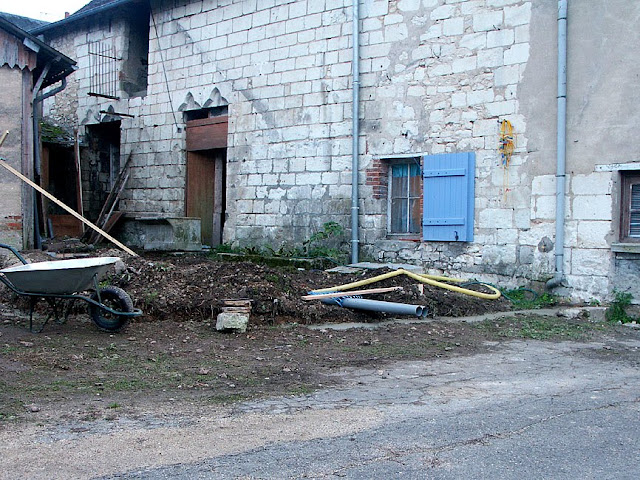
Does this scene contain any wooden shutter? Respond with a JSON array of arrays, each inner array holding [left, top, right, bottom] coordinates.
[[422, 152, 475, 242]]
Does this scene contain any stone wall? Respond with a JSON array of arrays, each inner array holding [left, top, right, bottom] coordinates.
[[0, 68, 24, 248], [42, 0, 640, 302]]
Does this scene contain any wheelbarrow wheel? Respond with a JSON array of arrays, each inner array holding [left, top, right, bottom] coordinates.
[[89, 286, 134, 332]]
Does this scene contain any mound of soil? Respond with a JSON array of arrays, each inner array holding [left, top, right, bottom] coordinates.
[[113, 253, 513, 325], [0, 250, 513, 326]]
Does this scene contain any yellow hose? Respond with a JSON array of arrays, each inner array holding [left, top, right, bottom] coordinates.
[[311, 268, 501, 300]]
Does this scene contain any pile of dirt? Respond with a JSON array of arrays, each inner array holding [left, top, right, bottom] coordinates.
[[113, 253, 513, 325], [0, 249, 513, 326]]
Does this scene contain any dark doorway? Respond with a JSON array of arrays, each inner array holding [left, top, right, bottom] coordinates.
[[84, 122, 121, 222]]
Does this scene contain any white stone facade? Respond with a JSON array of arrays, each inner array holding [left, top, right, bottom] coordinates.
[[42, 0, 640, 302]]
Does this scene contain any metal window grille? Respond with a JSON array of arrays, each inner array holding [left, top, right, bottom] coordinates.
[[88, 40, 119, 99], [630, 184, 640, 237], [389, 163, 421, 234]]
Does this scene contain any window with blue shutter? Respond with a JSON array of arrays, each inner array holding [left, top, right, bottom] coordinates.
[[422, 152, 475, 242]]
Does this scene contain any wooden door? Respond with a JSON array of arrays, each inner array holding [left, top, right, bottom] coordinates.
[[185, 116, 228, 247], [186, 149, 226, 247]]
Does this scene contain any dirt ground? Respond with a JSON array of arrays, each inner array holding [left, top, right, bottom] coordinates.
[[1, 249, 617, 426]]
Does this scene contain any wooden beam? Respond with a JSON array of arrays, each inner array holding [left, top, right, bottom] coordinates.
[[302, 286, 404, 300], [0, 159, 138, 257]]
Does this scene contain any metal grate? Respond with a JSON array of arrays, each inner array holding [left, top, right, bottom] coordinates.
[[88, 40, 119, 100]]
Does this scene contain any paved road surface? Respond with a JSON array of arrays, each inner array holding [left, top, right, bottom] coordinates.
[[2, 335, 639, 479]]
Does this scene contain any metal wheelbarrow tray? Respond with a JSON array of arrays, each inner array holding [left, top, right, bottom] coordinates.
[[0, 243, 142, 332]]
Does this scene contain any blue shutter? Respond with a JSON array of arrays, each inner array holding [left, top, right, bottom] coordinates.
[[422, 152, 475, 242]]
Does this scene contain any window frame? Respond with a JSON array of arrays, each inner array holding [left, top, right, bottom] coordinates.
[[386, 157, 422, 237], [620, 172, 640, 243]]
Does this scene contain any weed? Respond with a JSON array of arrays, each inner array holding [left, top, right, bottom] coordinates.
[[142, 290, 159, 308], [107, 402, 120, 409], [502, 287, 558, 309], [475, 315, 602, 340], [605, 291, 635, 324]]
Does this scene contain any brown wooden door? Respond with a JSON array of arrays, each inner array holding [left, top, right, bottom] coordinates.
[[186, 149, 226, 247], [185, 116, 228, 247]]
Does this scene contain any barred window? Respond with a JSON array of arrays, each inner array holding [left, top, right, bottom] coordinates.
[[88, 40, 119, 100]]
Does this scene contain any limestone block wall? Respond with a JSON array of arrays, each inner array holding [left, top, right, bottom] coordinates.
[[41, 0, 640, 302], [358, 0, 539, 284]]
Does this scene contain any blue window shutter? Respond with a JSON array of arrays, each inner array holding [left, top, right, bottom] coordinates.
[[422, 152, 475, 242]]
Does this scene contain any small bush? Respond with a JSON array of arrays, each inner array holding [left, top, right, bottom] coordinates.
[[605, 291, 635, 324]]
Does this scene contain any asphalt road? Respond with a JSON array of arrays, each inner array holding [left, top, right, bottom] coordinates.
[[105, 336, 640, 479], [2, 332, 639, 479]]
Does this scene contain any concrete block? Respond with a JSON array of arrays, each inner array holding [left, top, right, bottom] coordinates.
[[443, 18, 464, 36], [431, 5, 456, 21], [468, 89, 495, 105], [494, 65, 520, 86], [571, 173, 613, 196], [533, 195, 556, 220], [473, 11, 503, 32], [571, 248, 612, 276], [504, 43, 530, 65], [385, 23, 409, 42], [577, 221, 613, 248], [487, 29, 514, 48], [460, 32, 486, 50], [452, 56, 477, 73], [216, 312, 249, 333], [573, 195, 612, 221], [479, 208, 513, 229], [505, 3, 532, 27]]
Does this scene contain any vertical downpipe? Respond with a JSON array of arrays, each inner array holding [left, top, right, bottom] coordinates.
[[350, 0, 360, 264], [547, 0, 568, 289]]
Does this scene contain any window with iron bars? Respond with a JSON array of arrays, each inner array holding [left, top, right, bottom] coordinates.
[[88, 40, 119, 100]]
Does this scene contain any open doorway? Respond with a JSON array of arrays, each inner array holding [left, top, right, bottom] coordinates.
[[84, 121, 121, 222]]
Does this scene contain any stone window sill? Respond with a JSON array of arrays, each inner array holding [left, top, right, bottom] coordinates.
[[611, 243, 640, 254], [386, 234, 422, 242]]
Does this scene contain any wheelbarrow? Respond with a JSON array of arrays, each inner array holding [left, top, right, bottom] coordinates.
[[0, 243, 142, 332]]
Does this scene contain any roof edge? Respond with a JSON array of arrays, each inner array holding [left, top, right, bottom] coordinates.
[[29, 0, 140, 35]]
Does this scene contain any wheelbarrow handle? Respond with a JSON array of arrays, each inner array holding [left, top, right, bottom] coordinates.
[[0, 243, 28, 265]]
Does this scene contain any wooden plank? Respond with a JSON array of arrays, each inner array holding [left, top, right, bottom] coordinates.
[[89, 172, 129, 244], [212, 150, 225, 246], [49, 214, 82, 237], [85, 154, 131, 243], [302, 286, 404, 300], [74, 129, 84, 233], [186, 116, 228, 127], [186, 150, 215, 246], [186, 118, 228, 151], [0, 159, 138, 256]]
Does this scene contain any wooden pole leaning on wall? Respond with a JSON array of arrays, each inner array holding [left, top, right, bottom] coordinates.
[[0, 149, 138, 257]]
